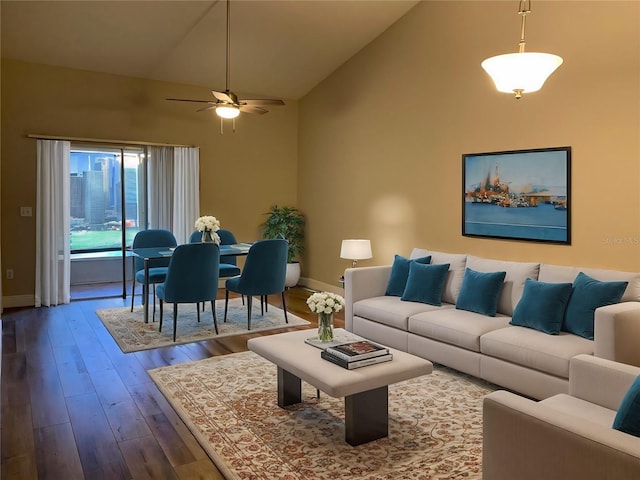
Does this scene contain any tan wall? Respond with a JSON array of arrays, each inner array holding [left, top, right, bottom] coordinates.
[[299, 0, 640, 287], [1, 59, 299, 300], [2, 1, 639, 300]]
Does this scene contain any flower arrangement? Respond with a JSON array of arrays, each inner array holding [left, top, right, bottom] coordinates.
[[307, 291, 345, 341], [195, 215, 221, 244], [306, 291, 345, 315]]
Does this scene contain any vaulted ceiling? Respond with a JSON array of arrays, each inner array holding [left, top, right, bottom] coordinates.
[[1, 0, 419, 100]]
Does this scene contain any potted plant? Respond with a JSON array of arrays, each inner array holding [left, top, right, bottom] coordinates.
[[261, 205, 305, 287]]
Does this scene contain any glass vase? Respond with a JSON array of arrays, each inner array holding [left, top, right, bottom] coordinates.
[[201, 230, 213, 243], [317, 312, 334, 342]]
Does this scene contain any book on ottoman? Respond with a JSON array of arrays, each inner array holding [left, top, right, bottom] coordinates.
[[326, 340, 389, 362], [321, 350, 393, 369]]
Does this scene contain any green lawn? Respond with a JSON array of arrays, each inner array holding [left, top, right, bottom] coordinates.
[[71, 229, 139, 250]]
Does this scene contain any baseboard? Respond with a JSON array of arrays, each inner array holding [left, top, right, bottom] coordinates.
[[298, 277, 343, 295], [3, 294, 35, 308]]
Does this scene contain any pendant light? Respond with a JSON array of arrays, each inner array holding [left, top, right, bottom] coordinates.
[[481, 0, 563, 99]]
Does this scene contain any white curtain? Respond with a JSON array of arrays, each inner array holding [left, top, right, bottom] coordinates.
[[173, 147, 200, 244], [148, 146, 174, 230], [36, 139, 70, 307]]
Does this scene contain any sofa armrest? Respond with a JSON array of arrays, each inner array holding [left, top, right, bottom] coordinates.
[[344, 265, 391, 332], [595, 301, 640, 367], [483, 390, 640, 480], [569, 354, 640, 410]]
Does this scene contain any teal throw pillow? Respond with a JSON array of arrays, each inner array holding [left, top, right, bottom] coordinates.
[[613, 376, 640, 437], [455, 268, 506, 317], [385, 255, 431, 297], [401, 262, 451, 306], [510, 278, 573, 335], [563, 272, 628, 340]]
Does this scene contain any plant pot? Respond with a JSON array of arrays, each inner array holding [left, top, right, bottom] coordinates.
[[285, 262, 300, 287]]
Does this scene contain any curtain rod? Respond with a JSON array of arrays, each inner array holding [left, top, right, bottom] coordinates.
[[26, 133, 196, 148]]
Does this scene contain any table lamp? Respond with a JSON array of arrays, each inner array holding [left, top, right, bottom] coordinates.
[[340, 239, 373, 268]]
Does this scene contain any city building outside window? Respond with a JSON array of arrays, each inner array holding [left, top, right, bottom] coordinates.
[[70, 147, 145, 253]]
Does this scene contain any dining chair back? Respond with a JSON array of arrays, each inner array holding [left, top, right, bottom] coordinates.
[[156, 242, 221, 342], [217, 229, 239, 266], [130, 229, 177, 313], [224, 239, 289, 329]]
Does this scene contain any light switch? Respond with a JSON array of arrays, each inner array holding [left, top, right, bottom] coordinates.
[[20, 206, 32, 217]]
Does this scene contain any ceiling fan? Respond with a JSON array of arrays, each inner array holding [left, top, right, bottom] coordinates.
[[166, 0, 284, 125]]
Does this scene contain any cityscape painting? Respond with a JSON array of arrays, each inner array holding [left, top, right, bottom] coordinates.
[[462, 147, 571, 244]]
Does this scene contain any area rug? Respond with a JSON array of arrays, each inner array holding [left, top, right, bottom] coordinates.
[[149, 350, 498, 479], [97, 298, 310, 353]]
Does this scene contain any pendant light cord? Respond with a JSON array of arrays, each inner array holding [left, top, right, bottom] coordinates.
[[517, 0, 531, 53]]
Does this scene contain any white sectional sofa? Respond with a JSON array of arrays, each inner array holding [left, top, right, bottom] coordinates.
[[344, 248, 640, 400], [483, 355, 640, 479]]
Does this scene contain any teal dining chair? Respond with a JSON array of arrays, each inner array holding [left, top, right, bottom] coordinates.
[[223, 239, 289, 330], [189, 229, 242, 278], [130, 229, 177, 318], [156, 242, 220, 342]]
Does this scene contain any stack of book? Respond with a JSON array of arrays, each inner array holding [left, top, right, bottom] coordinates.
[[321, 340, 392, 369]]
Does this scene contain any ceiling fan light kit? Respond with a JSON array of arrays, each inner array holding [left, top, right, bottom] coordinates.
[[166, 0, 284, 132], [482, 0, 563, 99], [216, 105, 240, 119]]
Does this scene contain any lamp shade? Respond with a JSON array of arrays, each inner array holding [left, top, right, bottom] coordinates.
[[216, 105, 240, 119], [340, 239, 372, 261], [481, 52, 563, 96]]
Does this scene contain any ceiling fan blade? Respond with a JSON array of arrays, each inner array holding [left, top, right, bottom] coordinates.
[[196, 105, 217, 113], [241, 99, 285, 107], [239, 105, 269, 115], [166, 98, 216, 104], [212, 90, 236, 104]]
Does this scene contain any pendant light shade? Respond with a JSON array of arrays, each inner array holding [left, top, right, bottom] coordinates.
[[482, 52, 563, 97], [482, 0, 562, 99]]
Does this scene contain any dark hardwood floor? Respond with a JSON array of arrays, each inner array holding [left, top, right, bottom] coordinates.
[[1, 285, 343, 479]]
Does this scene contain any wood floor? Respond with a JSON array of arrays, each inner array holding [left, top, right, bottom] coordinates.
[[1, 285, 344, 479]]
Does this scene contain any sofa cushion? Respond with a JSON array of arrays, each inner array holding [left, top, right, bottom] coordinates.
[[409, 309, 510, 352], [539, 263, 640, 302], [455, 268, 506, 317], [563, 272, 628, 340], [467, 256, 540, 316], [541, 394, 616, 428], [353, 295, 447, 331], [612, 376, 640, 437], [411, 249, 467, 304], [401, 262, 450, 306], [481, 326, 594, 378], [510, 278, 573, 335], [385, 255, 431, 297]]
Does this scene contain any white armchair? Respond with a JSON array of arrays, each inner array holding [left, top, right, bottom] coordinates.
[[483, 354, 640, 480]]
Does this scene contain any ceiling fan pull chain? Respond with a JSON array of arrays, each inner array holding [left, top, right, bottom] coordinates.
[[220, 117, 224, 135]]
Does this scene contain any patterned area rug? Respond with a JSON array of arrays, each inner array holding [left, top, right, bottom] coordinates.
[[97, 298, 309, 353], [149, 350, 498, 479]]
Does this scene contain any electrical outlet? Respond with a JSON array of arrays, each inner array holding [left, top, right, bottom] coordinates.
[[6, 269, 14, 280]]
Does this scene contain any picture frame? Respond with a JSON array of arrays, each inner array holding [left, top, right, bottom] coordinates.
[[462, 146, 571, 244]]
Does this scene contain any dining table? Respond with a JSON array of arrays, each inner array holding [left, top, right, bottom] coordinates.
[[131, 243, 252, 324]]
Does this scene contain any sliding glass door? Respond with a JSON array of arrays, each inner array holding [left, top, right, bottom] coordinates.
[[69, 145, 147, 296]]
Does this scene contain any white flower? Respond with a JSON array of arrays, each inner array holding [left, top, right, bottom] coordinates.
[[195, 215, 221, 233], [306, 291, 345, 314]]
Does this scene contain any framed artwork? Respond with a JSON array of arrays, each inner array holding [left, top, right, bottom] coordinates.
[[462, 146, 571, 244]]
